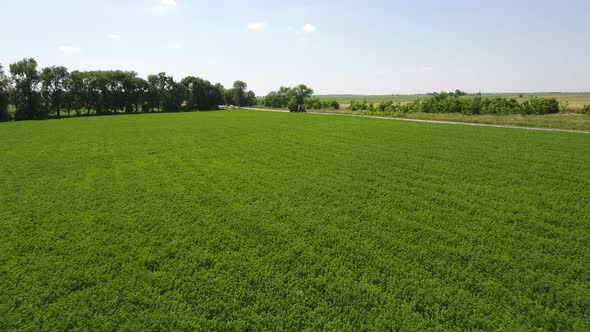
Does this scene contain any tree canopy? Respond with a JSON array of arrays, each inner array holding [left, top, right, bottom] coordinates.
[[0, 57, 258, 121], [262, 84, 314, 108]]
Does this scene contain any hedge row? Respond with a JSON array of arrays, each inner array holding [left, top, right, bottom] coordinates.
[[304, 97, 340, 110], [349, 93, 562, 115]]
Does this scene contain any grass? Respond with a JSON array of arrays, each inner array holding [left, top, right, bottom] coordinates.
[[362, 111, 590, 131], [317, 93, 590, 110], [1, 110, 589, 330], [249, 106, 590, 131]]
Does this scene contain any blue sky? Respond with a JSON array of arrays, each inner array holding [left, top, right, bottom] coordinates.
[[1, 0, 589, 95]]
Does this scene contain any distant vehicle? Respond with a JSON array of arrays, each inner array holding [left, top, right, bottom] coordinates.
[[289, 104, 307, 113]]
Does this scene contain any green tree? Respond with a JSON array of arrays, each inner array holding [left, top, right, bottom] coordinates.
[[263, 87, 291, 108], [264, 84, 314, 108], [232, 80, 247, 107], [289, 84, 314, 105], [40, 66, 69, 118], [147, 72, 169, 111], [163, 78, 189, 112], [246, 90, 257, 106], [181, 76, 223, 110], [68, 70, 89, 116], [10, 58, 43, 120], [0, 64, 11, 121]]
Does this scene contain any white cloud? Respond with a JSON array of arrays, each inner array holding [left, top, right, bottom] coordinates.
[[161, 0, 176, 6], [106, 33, 121, 41], [302, 24, 317, 33], [247, 22, 268, 32], [421, 65, 434, 72], [59, 46, 81, 54], [150, 0, 177, 13]]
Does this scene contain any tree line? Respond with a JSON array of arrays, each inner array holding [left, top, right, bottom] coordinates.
[[350, 92, 565, 115], [0, 58, 257, 121], [261, 85, 315, 108]]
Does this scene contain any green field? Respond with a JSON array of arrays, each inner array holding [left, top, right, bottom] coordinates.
[[1, 111, 589, 330], [318, 93, 590, 110]]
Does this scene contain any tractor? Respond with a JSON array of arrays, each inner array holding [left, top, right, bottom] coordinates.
[[289, 104, 307, 113]]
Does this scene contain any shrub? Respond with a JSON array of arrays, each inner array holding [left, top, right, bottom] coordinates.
[[521, 97, 559, 115], [582, 104, 590, 114], [461, 97, 482, 115], [350, 100, 370, 111], [304, 97, 323, 110], [328, 100, 340, 110], [350, 96, 562, 116], [481, 98, 521, 115]]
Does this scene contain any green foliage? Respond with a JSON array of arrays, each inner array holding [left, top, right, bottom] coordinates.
[[449, 89, 467, 97], [583, 104, 590, 114], [163, 80, 189, 112], [264, 85, 314, 108], [40, 66, 69, 118], [303, 97, 340, 110], [304, 96, 322, 109], [349, 99, 370, 111], [349, 93, 562, 116], [9, 58, 44, 120], [521, 97, 559, 115], [1, 58, 257, 121], [329, 100, 340, 110], [224, 81, 256, 107], [181, 76, 224, 111], [0, 64, 10, 122], [146, 72, 170, 112], [263, 87, 291, 108], [479, 97, 521, 115], [0, 111, 588, 330]]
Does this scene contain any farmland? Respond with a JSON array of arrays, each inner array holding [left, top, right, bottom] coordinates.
[[1, 110, 589, 330]]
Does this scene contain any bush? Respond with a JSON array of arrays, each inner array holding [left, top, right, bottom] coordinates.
[[521, 97, 559, 115], [481, 98, 521, 115], [582, 104, 590, 114], [349, 96, 562, 116], [461, 96, 482, 115], [304, 97, 322, 110], [350, 100, 370, 111], [302, 98, 340, 110], [328, 100, 340, 110]]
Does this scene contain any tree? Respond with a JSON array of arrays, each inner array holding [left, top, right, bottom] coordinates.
[[121, 72, 145, 113], [289, 84, 314, 105], [181, 76, 223, 111], [163, 78, 189, 112], [147, 72, 169, 112], [40, 66, 69, 118], [232, 80, 247, 107], [451, 89, 467, 97], [263, 86, 291, 108], [263, 84, 314, 108], [68, 70, 89, 116], [246, 90, 257, 106], [0, 64, 11, 122], [10, 58, 43, 120], [223, 89, 235, 106]]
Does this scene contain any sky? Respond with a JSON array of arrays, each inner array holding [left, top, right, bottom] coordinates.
[[1, 0, 589, 95]]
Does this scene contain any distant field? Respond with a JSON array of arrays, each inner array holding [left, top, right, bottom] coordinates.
[[317, 94, 430, 104], [318, 94, 590, 109], [1, 111, 589, 330]]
